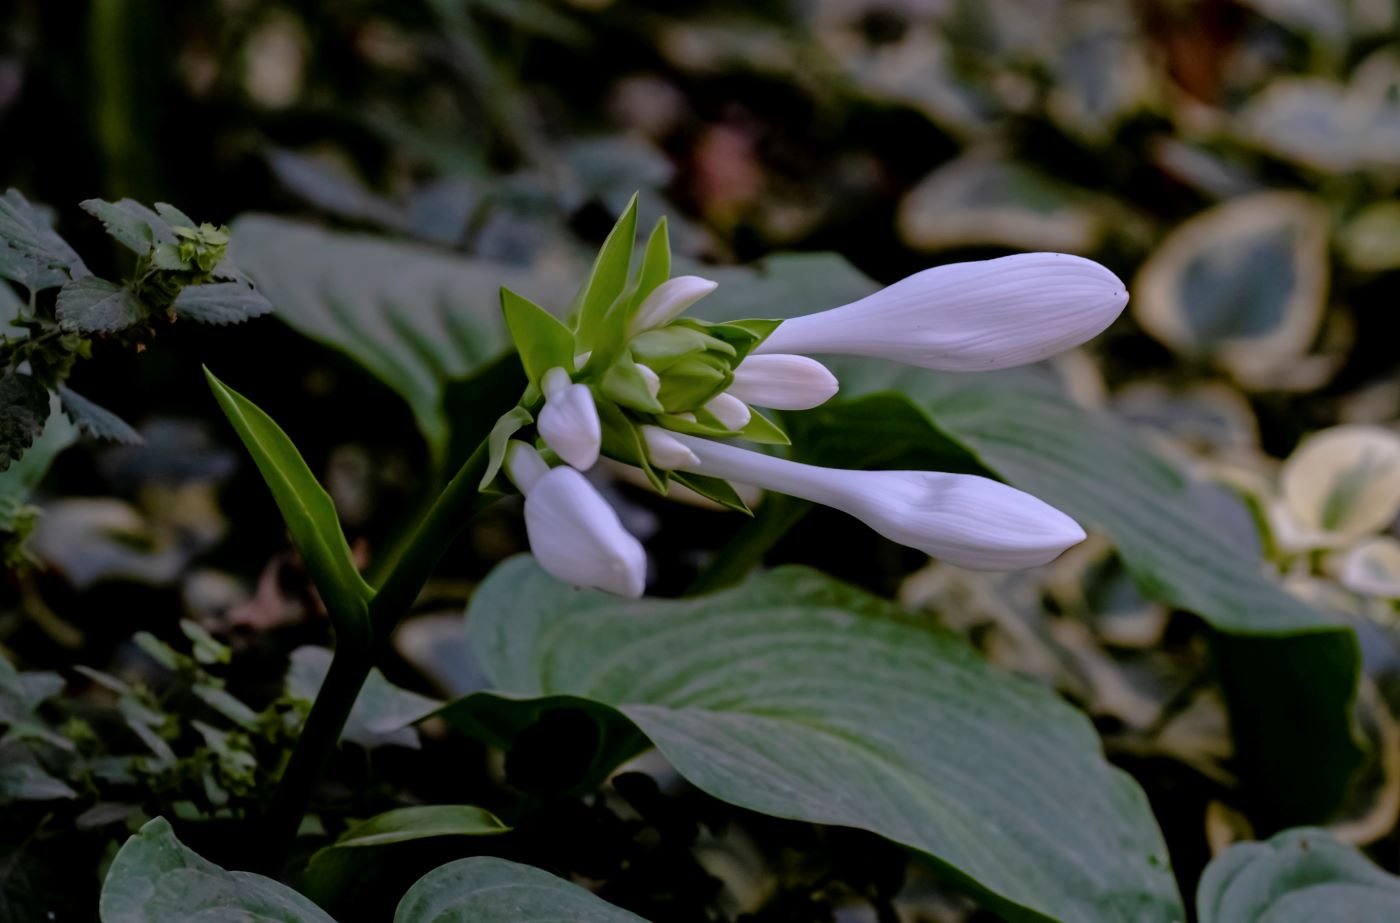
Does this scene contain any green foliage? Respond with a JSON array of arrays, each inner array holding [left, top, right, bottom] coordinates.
[[0, 395, 77, 562], [0, 372, 50, 471], [442, 558, 1183, 922], [285, 646, 439, 750], [500, 287, 575, 387], [204, 370, 373, 643], [394, 856, 649, 923], [1198, 829, 1400, 922]]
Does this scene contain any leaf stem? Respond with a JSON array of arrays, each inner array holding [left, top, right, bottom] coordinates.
[[686, 493, 812, 595]]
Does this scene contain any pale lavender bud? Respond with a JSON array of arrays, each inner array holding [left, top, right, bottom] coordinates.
[[669, 434, 1085, 570], [705, 392, 752, 431], [640, 425, 701, 470], [727, 355, 839, 411], [755, 253, 1128, 371], [538, 367, 601, 471], [629, 276, 719, 335]]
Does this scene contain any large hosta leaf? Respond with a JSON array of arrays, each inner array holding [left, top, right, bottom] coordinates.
[[1197, 828, 1400, 922], [395, 856, 647, 923], [228, 216, 573, 468], [443, 558, 1182, 923], [695, 252, 1362, 829], [100, 818, 336, 923]]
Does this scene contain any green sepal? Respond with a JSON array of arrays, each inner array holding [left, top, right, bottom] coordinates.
[[657, 355, 731, 413], [600, 358, 664, 414], [479, 405, 535, 492], [703, 317, 784, 362], [624, 217, 671, 315], [738, 409, 790, 446], [629, 327, 725, 370], [671, 471, 752, 515], [573, 193, 639, 352], [203, 368, 371, 645], [501, 287, 575, 388], [596, 398, 665, 492]]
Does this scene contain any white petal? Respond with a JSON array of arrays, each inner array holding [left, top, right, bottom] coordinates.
[[504, 440, 550, 494], [670, 434, 1084, 570], [728, 354, 839, 411], [524, 466, 647, 597], [705, 392, 752, 431], [1340, 538, 1400, 599], [755, 252, 1128, 371], [629, 275, 719, 335], [541, 367, 572, 401], [637, 363, 662, 399], [640, 425, 701, 470], [538, 382, 602, 470]]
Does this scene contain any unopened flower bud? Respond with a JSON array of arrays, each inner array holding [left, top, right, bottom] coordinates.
[[538, 367, 601, 470], [728, 355, 839, 411], [641, 425, 701, 470], [629, 275, 719, 335], [755, 253, 1128, 371], [520, 462, 647, 597], [669, 433, 1085, 570], [705, 392, 752, 431]]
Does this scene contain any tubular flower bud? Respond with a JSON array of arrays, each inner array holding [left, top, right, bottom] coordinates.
[[705, 392, 752, 431], [755, 253, 1128, 371], [640, 425, 701, 470], [506, 442, 647, 597], [727, 355, 839, 411], [537, 367, 602, 471], [669, 434, 1085, 570], [629, 275, 719, 335], [637, 363, 662, 399]]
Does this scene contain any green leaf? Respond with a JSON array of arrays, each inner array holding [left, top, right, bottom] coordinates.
[[229, 216, 570, 470], [669, 472, 751, 514], [204, 369, 372, 639], [0, 373, 50, 472], [595, 399, 662, 491], [57, 385, 142, 444], [737, 409, 790, 445], [79, 198, 174, 254], [0, 394, 76, 540], [99, 817, 337, 923], [480, 405, 534, 491], [698, 251, 1365, 829], [572, 193, 638, 351], [302, 806, 508, 909], [394, 856, 649, 923], [171, 281, 273, 325], [0, 761, 78, 802], [443, 558, 1183, 923], [625, 216, 671, 312], [55, 276, 148, 333], [500, 287, 575, 388], [0, 189, 88, 291], [598, 358, 664, 414], [1198, 828, 1400, 922], [286, 646, 440, 749]]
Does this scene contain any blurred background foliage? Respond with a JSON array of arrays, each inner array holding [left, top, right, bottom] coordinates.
[[4, 0, 1400, 920]]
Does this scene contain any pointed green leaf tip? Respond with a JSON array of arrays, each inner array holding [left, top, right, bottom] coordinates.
[[573, 192, 639, 351], [500, 288, 575, 388], [203, 367, 371, 643]]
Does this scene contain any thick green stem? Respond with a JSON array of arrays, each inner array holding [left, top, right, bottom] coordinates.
[[257, 438, 494, 873]]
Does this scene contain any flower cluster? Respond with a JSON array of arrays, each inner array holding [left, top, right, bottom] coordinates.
[[489, 196, 1128, 597]]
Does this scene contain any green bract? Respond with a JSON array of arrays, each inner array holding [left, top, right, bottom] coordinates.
[[491, 194, 782, 512]]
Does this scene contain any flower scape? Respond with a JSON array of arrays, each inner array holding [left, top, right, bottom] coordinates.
[[495, 195, 1130, 596]]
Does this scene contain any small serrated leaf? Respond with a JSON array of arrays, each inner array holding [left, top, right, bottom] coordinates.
[[153, 202, 196, 228], [56, 277, 148, 333], [57, 386, 142, 444], [0, 372, 50, 470], [1, 189, 89, 290], [78, 199, 172, 254], [172, 282, 273, 325]]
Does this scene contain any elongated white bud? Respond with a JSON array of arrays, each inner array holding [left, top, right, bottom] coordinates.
[[503, 440, 550, 494], [629, 275, 719, 335], [637, 363, 662, 399], [755, 253, 1128, 371], [727, 355, 839, 411], [670, 434, 1085, 569], [640, 425, 701, 470], [519, 463, 647, 597], [705, 392, 752, 431], [538, 367, 601, 470]]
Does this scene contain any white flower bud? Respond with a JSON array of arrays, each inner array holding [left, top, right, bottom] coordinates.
[[637, 363, 662, 399], [755, 253, 1128, 371], [669, 434, 1085, 570], [503, 440, 550, 494], [727, 354, 839, 411], [521, 464, 647, 597], [705, 392, 751, 431], [538, 367, 601, 471], [629, 275, 719, 335], [640, 425, 701, 470]]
